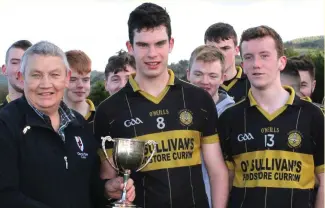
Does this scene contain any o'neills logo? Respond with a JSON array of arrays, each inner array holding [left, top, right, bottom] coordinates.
[[75, 136, 84, 152]]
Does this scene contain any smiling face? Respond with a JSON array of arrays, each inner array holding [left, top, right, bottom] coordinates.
[[65, 70, 91, 103], [127, 25, 174, 79], [188, 60, 225, 97], [105, 65, 135, 95], [23, 54, 70, 112]]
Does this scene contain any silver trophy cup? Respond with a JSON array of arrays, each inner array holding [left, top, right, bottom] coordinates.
[[101, 136, 157, 208]]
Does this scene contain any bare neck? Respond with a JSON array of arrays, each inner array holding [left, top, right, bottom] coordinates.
[[64, 98, 89, 117], [134, 70, 170, 97], [224, 64, 238, 81], [251, 84, 290, 114], [8, 85, 23, 101]]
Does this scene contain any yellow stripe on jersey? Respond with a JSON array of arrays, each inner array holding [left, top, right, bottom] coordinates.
[[221, 66, 243, 91], [202, 134, 219, 144], [248, 86, 295, 121], [226, 161, 235, 170], [98, 130, 218, 170], [232, 150, 315, 189], [136, 130, 208, 171], [315, 164, 324, 174], [98, 148, 113, 162]]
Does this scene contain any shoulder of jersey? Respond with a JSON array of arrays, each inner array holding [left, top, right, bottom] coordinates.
[[299, 97, 324, 114], [96, 89, 126, 111], [221, 97, 247, 115], [177, 78, 210, 95]]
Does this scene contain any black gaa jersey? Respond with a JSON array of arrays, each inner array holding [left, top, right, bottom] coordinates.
[[94, 70, 219, 208], [219, 86, 324, 208], [221, 66, 250, 102]]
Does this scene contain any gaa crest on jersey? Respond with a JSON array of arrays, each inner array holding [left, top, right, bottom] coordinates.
[[75, 136, 84, 152], [178, 109, 193, 126], [287, 130, 302, 148]]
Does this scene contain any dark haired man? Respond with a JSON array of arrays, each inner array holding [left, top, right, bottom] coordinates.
[[1, 40, 32, 108], [204, 23, 249, 101], [94, 3, 228, 208], [104, 50, 136, 95]]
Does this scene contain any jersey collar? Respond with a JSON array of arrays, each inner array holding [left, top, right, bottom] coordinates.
[[248, 85, 296, 107], [128, 69, 176, 92]]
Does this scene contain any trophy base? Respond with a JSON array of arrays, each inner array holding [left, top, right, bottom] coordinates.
[[106, 201, 140, 208]]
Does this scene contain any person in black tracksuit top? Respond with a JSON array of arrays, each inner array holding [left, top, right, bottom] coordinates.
[[0, 41, 135, 208]]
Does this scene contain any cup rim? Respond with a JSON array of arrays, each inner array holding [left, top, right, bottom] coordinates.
[[114, 138, 146, 143]]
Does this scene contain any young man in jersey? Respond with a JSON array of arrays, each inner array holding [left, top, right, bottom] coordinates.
[[64, 50, 95, 126], [94, 3, 228, 208], [280, 59, 304, 97], [289, 55, 317, 99], [104, 50, 136, 95], [187, 45, 234, 207], [1, 40, 32, 108], [204, 23, 250, 102], [281, 58, 324, 112], [219, 25, 324, 208]]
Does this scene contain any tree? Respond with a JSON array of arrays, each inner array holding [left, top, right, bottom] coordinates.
[[284, 47, 300, 57], [88, 81, 109, 107], [307, 50, 324, 103], [168, 59, 189, 80]]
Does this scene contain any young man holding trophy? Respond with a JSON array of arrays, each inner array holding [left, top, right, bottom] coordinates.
[[94, 2, 229, 208]]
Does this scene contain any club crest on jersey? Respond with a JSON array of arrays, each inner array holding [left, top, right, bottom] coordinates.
[[75, 136, 84, 152], [178, 109, 193, 126], [287, 130, 302, 148]]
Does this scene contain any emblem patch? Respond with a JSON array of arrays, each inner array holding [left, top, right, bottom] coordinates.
[[287, 130, 302, 148], [75, 136, 84, 152], [179, 109, 193, 126]]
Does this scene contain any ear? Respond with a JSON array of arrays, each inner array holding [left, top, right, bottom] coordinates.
[[17, 71, 24, 82], [169, 37, 175, 53], [278, 56, 287, 71], [126, 41, 134, 55], [186, 68, 190, 81], [1, 64, 7, 76], [65, 70, 71, 88], [235, 45, 240, 55], [312, 80, 316, 92]]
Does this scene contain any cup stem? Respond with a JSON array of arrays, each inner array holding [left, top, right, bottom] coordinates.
[[120, 170, 130, 202]]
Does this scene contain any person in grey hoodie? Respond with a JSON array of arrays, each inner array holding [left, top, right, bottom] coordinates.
[[187, 45, 234, 207]]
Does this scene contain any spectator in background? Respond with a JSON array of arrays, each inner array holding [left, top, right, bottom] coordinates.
[[280, 58, 304, 97], [1, 40, 32, 108], [204, 23, 250, 101], [187, 44, 234, 207], [64, 50, 95, 129], [104, 50, 135, 95], [290, 55, 317, 99]]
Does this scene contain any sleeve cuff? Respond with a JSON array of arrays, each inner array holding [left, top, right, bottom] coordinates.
[[201, 133, 219, 144], [226, 161, 235, 170], [315, 164, 324, 174], [97, 148, 113, 162]]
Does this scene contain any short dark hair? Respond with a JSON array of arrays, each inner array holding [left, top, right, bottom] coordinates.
[[204, 23, 238, 46], [240, 25, 284, 58], [290, 55, 315, 79], [5, 40, 32, 64], [128, 3, 171, 45], [104, 50, 136, 79], [281, 59, 301, 92]]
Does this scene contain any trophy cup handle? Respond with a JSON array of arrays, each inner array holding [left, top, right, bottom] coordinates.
[[136, 140, 157, 172], [101, 136, 119, 171]]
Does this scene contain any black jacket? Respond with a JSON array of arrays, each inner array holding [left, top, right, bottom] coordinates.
[[0, 97, 106, 208]]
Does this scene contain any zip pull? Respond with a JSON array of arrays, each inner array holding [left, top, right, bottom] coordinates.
[[64, 156, 68, 169]]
